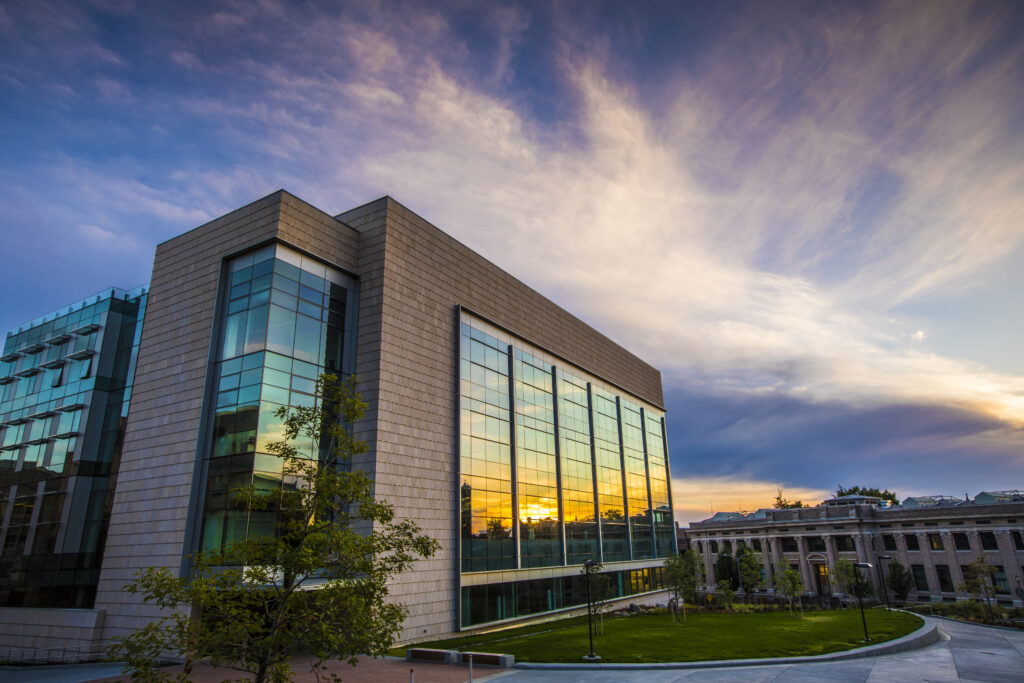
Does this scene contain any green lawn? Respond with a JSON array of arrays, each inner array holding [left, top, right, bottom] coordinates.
[[395, 609, 923, 663]]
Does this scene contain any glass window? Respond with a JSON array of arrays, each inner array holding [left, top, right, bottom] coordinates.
[[936, 565, 954, 592], [928, 533, 944, 551], [994, 566, 1010, 594], [221, 311, 247, 359], [953, 532, 970, 551], [905, 534, 920, 551], [883, 534, 897, 551], [980, 531, 998, 551], [1012, 531, 1024, 551], [266, 305, 295, 357], [911, 564, 929, 592]]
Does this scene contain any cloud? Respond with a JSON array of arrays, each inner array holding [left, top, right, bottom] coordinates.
[[1, 1, 1022, 505]]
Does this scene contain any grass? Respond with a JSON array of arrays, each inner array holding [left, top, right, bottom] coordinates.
[[394, 608, 923, 663]]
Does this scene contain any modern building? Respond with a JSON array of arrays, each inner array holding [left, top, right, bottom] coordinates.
[[688, 492, 1024, 607], [0, 191, 675, 657]]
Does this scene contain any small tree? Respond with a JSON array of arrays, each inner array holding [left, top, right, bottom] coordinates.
[[111, 375, 439, 683], [714, 552, 738, 589], [736, 546, 764, 599], [774, 562, 804, 616], [959, 556, 998, 621], [664, 550, 701, 623], [773, 489, 805, 509], [834, 559, 873, 599], [887, 561, 915, 604], [715, 579, 737, 610], [582, 561, 615, 634]]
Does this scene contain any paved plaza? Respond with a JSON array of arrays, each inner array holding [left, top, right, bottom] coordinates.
[[0, 617, 1021, 683]]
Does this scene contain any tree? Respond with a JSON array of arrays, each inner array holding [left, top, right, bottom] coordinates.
[[774, 562, 804, 616], [715, 579, 736, 610], [887, 562, 915, 604], [835, 485, 897, 505], [834, 559, 873, 599], [664, 550, 701, 623], [736, 546, 764, 598], [773, 489, 805, 509], [958, 556, 998, 621], [111, 375, 440, 683], [582, 561, 615, 634], [714, 552, 738, 589]]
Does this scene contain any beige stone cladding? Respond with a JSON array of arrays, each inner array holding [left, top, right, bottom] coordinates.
[[93, 191, 361, 642], [0, 607, 105, 662], [337, 197, 664, 642]]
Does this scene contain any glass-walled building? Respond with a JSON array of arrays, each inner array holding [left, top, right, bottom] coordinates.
[[0, 190, 673, 656], [459, 312, 675, 627], [0, 286, 146, 608]]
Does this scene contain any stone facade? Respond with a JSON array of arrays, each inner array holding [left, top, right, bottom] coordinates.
[[689, 495, 1024, 607], [49, 189, 667, 652]]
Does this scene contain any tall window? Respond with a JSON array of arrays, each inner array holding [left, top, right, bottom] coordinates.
[[200, 245, 352, 554], [936, 565, 954, 592], [928, 533, 944, 551], [911, 564, 929, 592], [953, 532, 970, 551], [514, 350, 560, 568], [980, 531, 999, 551], [905, 534, 921, 551]]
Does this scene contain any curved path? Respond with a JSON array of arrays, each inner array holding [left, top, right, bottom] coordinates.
[[491, 618, 1024, 683], [1, 618, 1020, 682]]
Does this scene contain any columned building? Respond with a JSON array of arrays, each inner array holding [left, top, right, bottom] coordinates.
[[0, 191, 676, 657], [689, 493, 1024, 607]]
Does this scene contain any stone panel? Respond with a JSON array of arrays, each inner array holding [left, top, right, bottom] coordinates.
[[95, 191, 361, 642]]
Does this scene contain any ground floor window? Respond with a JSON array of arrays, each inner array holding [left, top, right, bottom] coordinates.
[[911, 564, 929, 592], [460, 566, 666, 627]]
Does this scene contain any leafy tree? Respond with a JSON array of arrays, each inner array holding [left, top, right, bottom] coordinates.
[[773, 489, 805, 509], [835, 485, 897, 505], [958, 556, 998, 621], [834, 559, 873, 599], [582, 560, 615, 634], [735, 545, 764, 597], [664, 550, 701, 623], [887, 562, 916, 604], [715, 579, 736, 610], [111, 375, 440, 683], [774, 562, 804, 616], [714, 552, 738, 589]]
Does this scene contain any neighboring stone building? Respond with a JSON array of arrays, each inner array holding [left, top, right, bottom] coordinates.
[[0, 191, 675, 657], [688, 492, 1024, 607]]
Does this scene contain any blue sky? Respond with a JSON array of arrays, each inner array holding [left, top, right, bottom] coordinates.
[[2, 0, 1022, 524]]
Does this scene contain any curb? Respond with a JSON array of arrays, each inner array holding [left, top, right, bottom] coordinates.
[[514, 614, 939, 670], [920, 613, 1024, 633]]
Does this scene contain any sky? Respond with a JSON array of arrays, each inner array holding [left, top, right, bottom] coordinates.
[[1, 0, 1022, 525]]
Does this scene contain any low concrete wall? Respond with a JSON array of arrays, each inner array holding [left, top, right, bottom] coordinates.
[[0, 607, 107, 663]]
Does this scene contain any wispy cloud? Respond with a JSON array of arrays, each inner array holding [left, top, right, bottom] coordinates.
[[2, 1, 1022, 520]]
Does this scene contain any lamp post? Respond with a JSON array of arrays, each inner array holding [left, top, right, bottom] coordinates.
[[854, 562, 872, 642], [876, 555, 892, 611], [583, 559, 600, 662]]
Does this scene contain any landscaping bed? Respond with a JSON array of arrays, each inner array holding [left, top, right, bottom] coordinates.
[[393, 608, 923, 663]]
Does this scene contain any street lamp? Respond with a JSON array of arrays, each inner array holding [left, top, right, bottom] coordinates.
[[876, 555, 892, 611], [854, 562, 872, 642], [582, 559, 601, 662]]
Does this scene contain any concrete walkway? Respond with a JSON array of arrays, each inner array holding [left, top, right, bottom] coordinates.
[[1, 618, 1021, 682], [497, 618, 1024, 682]]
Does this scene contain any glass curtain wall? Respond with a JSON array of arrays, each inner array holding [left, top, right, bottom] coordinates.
[[0, 287, 146, 607], [199, 244, 354, 554], [592, 388, 628, 562], [645, 412, 674, 555], [557, 370, 597, 564], [513, 349, 560, 568], [458, 324, 514, 572], [621, 399, 653, 560]]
